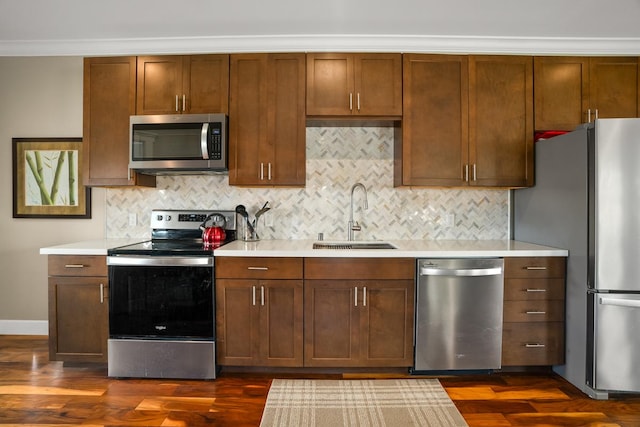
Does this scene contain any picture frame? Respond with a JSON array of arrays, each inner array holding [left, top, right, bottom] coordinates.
[[12, 137, 91, 218]]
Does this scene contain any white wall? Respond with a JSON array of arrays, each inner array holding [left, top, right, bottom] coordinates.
[[0, 57, 106, 334]]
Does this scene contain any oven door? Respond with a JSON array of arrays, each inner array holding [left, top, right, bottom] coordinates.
[[107, 256, 214, 339]]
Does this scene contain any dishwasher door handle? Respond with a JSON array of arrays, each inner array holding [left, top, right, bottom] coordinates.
[[419, 266, 503, 277]]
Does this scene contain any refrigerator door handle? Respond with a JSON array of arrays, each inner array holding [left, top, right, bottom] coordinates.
[[599, 296, 640, 308]]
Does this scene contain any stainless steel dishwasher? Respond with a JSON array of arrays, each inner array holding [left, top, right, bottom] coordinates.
[[414, 258, 504, 372]]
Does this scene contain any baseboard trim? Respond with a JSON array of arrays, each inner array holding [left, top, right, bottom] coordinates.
[[0, 320, 48, 336]]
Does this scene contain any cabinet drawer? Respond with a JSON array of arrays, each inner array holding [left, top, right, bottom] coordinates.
[[504, 257, 566, 279], [504, 278, 565, 300], [502, 322, 564, 366], [304, 258, 414, 280], [503, 300, 564, 322], [216, 257, 303, 279], [48, 255, 107, 277]]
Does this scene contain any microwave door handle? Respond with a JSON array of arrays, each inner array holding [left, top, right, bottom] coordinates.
[[201, 122, 210, 159]]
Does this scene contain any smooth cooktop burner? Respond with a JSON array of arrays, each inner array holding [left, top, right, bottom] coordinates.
[[108, 239, 224, 256]]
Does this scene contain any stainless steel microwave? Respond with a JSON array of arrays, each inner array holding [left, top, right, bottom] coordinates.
[[129, 113, 227, 175]]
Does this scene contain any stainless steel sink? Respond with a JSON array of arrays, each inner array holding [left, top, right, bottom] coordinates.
[[312, 242, 397, 250]]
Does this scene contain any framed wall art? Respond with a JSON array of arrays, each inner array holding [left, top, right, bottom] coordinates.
[[12, 137, 91, 218]]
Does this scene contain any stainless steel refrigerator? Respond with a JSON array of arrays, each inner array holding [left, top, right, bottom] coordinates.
[[513, 118, 640, 399]]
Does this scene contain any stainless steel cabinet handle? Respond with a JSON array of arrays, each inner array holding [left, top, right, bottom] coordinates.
[[472, 164, 477, 181], [248, 267, 268, 271], [525, 266, 547, 270], [260, 163, 264, 180], [182, 94, 186, 112], [420, 267, 502, 276], [252, 286, 256, 306], [268, 163, 272, 180], [100, 283, 104, 304], [261, 286, 265, 306], [363, 286, 367, 306], [464, 164, 469, 182], [357, 93, 360, 111], [349, 93, 353, 111], [526, 288, 547, 292], [525, 343, 546, 348], [64, 264, 85, 268], [525, 311, 547, 315], [175, 95, 179, 112], [354, 287, 358, 307]]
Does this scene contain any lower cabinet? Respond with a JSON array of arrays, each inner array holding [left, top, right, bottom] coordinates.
[[215, 257, 304, 366], [303, 258, 415, 367], [47, 255, 109, 363], [502, 257, 566, 366]]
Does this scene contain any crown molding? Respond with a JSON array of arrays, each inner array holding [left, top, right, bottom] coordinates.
[[2, 34, 640, 57]]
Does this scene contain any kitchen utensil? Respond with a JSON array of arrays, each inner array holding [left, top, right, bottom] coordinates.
[[236, 204, 258, 241], [253, 201, 271, 226]]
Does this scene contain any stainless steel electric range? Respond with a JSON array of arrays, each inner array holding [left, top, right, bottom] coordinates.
[[106, 209, 236, 379]]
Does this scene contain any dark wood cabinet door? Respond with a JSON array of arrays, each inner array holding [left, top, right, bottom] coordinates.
[[399, 54, 469, 186], [360, 280, 414, 367], [469, 55, 534, 187], [82, 57, 155, 187], [216, 279, 260, 365], [183, 54, 229, 114], [48, 276, 108, 363], [306, 53, 353, 116], [354, 54, 402, 116], [589, 57, 639, 119], [307, 53, 402, 117], [304, 280, 360, 367], [229, 53, 305, 186], [229, 54, 267, 185], [534, 56, 589, 131], [136, 56, 183, 114], [260, 280, 304, 367], [267, 53, 306, 186], [216, 278, 303, 367]]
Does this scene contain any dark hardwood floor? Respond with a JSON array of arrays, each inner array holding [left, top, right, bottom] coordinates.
[[1, 335, 640, 426]]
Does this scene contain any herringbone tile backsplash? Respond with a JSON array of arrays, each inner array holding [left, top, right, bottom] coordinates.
[[106, 127, 509, 240]]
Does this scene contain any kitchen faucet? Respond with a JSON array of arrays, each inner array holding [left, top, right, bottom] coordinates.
[[348, 183, 368, 241]]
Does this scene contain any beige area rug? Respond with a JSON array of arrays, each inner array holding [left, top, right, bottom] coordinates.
[[259, 379, 468, 427]]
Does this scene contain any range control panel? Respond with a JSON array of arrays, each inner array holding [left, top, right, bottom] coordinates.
[[150, 209, 236, 231]]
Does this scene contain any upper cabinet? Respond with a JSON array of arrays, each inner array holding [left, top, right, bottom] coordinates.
[[469, 55, 534, 188], [228, 53, 306, 186], [136, 55, 229, 115], [397, 54, 533, 188], [82, 56, 155, 187], [306, 53, 402, 117], [534, 56, 639, 131]]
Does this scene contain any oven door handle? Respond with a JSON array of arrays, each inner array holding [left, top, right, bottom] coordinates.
[[107, 256, 213, 267]]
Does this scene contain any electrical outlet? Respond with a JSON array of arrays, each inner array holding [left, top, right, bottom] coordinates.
[[128, 213, 137, 226], [443, 213, 455, 227]]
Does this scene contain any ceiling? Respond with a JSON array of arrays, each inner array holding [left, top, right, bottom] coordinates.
[[2, 0, 640, 56]]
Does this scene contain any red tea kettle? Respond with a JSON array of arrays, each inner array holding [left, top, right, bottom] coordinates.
[[200, 213, 226, 248]]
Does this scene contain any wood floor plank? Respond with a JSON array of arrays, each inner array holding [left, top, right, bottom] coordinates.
[[2, 335, 640, 426]]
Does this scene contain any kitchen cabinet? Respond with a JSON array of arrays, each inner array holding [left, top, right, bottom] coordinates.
[[534, 56, 640, 131], [397, 54, 533, 188], [47, 255, 108, 363], [228, 53, 306, 186], [215, 257, 304, 367], [82, 56, 155, 187], [502, 257, 566, 366], [136, 54, 229, 115], [306, 53, 402, 117], [303, 258, 414, 368]]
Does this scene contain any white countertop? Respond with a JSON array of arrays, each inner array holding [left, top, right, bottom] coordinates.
[[213, 239, 567, 258], [39, 238, 567, 257], [39, 238, 146, 255]]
